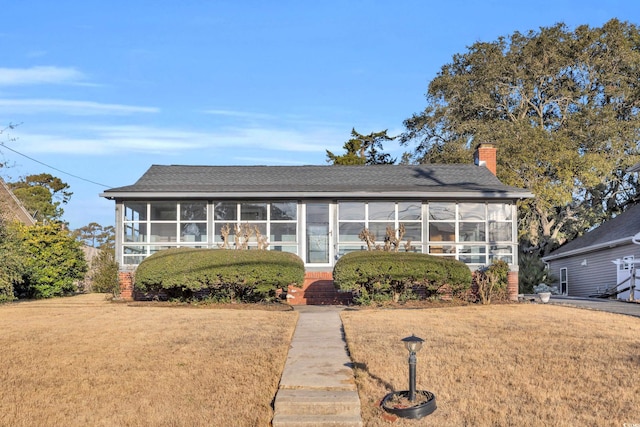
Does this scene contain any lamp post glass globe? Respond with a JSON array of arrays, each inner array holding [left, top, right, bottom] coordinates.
[[402, 334, 424, 353]]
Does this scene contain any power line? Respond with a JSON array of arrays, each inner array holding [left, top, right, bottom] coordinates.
[[0, 142, 112, 188]]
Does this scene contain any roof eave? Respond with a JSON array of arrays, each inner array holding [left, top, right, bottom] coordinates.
[[542, 236, 634, 262], [100, 190, 533, 200]]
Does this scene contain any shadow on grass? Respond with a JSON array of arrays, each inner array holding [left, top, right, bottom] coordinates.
[[349, 361, 395, 393], [341, 324, 394, 392]]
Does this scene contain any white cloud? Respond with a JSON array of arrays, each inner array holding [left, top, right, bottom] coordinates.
[[0, 99, 159, 115], [207, 127, 340, 153], [6, 125, 204, 155], [5, 123, 344, 158], [0, 66, 86, 85], [233, 156, 316, 165], [202, 109, 276, 120]]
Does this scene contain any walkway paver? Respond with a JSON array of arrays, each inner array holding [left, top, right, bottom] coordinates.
[[272, 306, 363, 427]]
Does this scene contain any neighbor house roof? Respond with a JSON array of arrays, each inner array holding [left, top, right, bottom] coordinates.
[[101, 164, 533, 200], [0, 178, 36, 226], [543, 203, 640, 261]]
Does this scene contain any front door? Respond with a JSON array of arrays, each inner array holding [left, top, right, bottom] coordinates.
[[305, 203, 332, 266]]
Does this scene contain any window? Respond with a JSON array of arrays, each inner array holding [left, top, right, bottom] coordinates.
[[213, 201, 298, 253], [427, 202, 514, 265], [337, 201, 422, 256], [122, 200, 298, 265], [122, 201, 208, 265], [180, 202, 207, 243], [118, 199, 517, 268], [560, 267, 568, 294]]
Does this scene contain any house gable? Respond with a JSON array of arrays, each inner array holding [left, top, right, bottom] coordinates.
[[0, 178, 36, 226], [544, 203, 640, 261]]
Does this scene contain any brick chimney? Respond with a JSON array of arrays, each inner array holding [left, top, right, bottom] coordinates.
[[474, 143, 497, 176]]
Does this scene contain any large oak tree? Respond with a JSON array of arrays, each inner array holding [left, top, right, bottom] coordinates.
[[401, 19, 640, 256]]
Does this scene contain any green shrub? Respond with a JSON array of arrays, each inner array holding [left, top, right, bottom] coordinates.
[[14, 223, 88, 299], [134, 248, 305, 302], [91, 248, 120, 296], [518, 252, 557, 294], [0, 220, 24, 303], [333, 251, 472, 304]]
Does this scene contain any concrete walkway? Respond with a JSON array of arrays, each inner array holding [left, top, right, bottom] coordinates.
[[272, 306, 363, 427], [549, 296, 640, 318]]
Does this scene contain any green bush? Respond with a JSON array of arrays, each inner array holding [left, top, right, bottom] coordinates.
[[0, 220, 25, 303], [134, 248, 305, 302], [91, 248, 120, 296], [333, 251, 472, 304], [518, 252, 557, 294], [14, 223, 88, 299]]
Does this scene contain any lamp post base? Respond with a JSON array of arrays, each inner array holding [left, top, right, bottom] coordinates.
[[381, 390, 437, 419]]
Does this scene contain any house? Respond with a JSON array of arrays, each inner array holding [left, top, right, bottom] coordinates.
[[100, 143, 532, 302], [0, 177, 36, 226], [543, 202, 640, 300]]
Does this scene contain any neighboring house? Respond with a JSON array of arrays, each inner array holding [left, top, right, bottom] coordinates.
[[101, 144, 532, 302], [0, 177, 36, 226], [543, 202, 640, 300]]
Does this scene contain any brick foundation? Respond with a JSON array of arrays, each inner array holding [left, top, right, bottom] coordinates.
[[118, 271, 134, 300], [507, 271, 519, 301]]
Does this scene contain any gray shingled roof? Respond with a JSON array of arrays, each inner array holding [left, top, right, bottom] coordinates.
[[101, 164, 532, 199], [545, 203, 640, 259]]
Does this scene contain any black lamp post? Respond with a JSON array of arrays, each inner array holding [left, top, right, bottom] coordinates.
[[381, 334, 436, 419], [401, 334, 424, 402]]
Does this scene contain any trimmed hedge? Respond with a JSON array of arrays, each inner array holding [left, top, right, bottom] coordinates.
[[134, 248, 305, 302], [333, 251, 472, 304]]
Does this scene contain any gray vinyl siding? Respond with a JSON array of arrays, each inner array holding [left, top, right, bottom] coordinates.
[[546, 243, 640, 297]]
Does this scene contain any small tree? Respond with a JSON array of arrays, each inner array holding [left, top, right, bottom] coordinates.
[[474, 259, 510, 304], [358, 224, 409, 252], [519, 252, 558, 294], [91, 248, 119, 296]]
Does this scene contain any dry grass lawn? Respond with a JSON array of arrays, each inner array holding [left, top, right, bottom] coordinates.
[[341, 304, 640, 427], [0, 294, 297, 427]]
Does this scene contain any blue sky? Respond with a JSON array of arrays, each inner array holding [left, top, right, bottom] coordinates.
[[1, 1, 638, 229]]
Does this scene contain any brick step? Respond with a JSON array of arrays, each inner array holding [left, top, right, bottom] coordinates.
[[288, 273, 354, 305], [290, 299, 350, 306], [298, 291, 348, 297], [287, 299, 353, 304], [303, 286, 341, 292]]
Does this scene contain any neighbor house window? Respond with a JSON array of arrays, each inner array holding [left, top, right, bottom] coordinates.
[[560, 267, 568, 294]]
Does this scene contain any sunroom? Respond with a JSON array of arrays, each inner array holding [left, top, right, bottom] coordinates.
[[114, 198, 517, 270]]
